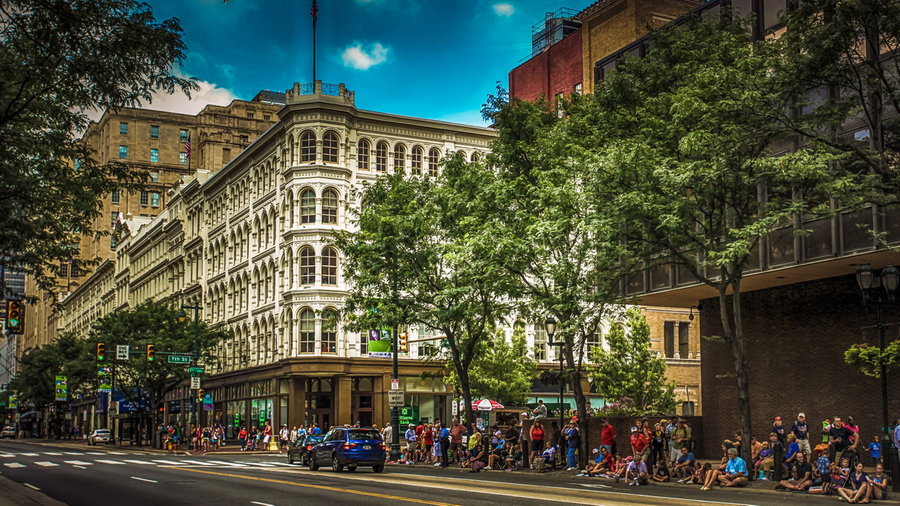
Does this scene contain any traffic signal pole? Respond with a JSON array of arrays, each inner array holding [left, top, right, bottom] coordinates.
[[390, 325, 400, 462]]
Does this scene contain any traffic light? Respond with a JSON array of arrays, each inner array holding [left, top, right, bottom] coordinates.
[[96, 342, 106, 361], [146, 344, 155, 362], [5, 300, 24, 335], [196, 389, 204, 402], [399, 332, 408, 353]]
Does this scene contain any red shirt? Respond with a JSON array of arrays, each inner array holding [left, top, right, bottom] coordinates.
[[631, 433, 648, 453], [601, 425, 617, 446], [424, 429, 434, 445], [238, 429, 248, 439]]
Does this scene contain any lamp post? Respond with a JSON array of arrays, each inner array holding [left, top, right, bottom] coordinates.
[[545, 317, 564, 438], [178, 305, 202, 426], [855, 263, 900, 492]]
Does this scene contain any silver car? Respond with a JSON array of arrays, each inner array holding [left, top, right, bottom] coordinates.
[[88, 429, 111, 445], [0, 426, 15, 438]]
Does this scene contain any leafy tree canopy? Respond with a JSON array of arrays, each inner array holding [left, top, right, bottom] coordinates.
[[9, 332, 95, 409]]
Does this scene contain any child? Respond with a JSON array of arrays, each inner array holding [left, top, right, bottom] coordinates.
[[690, 462, 712, 485], [652, 460, 670, 482], [865, 435, 882, 466], [625, 455, 649, 486], [867, 462, 890, 501], [754, 441, 773, 479]]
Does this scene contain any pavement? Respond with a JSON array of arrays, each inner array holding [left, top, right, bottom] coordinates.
[[0, 438, 897, 505]]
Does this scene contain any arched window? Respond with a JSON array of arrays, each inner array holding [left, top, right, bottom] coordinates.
[[393, 143, 406, 171], [322, 131, 339, 163], [411, 146, 424, 175], [299, 246, 315, 285], [321, 247, 338, 285], [300, 189, 316, 224], [300, 131, 316, 163], [470, 151, 481, 162], [322, 189, 338, 224], [299, 309, 315, 353], [428, 148, 440, 176], [357, 139, 370, 170], [375, 141, 388, 172], [321, 309, 338, 354]]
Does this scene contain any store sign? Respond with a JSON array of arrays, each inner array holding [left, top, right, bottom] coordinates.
[[367, 329, 393, 358], [54, 375, 67, 401], [398, 406, 419, 427]]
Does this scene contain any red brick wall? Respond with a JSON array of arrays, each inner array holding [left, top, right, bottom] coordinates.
[[699, 274, 900, 458], [509, 30, 583, 102]]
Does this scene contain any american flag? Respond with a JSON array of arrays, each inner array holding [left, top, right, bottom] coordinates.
[[311, 0, 318, 28], [184, 133, 191, 159]]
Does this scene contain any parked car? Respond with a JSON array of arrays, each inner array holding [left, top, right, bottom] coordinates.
[[87, 429, 111, 445], [308, 427, 385, 473], [286, 434, 324, 465], [1, 426, 15, 438]]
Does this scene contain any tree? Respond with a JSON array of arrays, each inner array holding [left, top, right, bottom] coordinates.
[[579, 12, 860, 464], [334, 163, 514, 428], [10, 332, 94, 411], [87, 301, 228, 444], [479, 89, 631, 467], [0, 0, 196, 294], [442, 327, 537, 407], [586, 308, 676, 415]]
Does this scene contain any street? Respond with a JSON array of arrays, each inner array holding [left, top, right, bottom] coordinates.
[[0, 440, 869, 506]]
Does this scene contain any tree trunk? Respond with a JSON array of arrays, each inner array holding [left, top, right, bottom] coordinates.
[[458, 367, 475, 429], [730, 278, 753, 466], [565, 339, 590, 468]]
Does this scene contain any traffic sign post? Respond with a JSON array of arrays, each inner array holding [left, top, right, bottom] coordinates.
[[116, 345, 129, 361], [388, 390, 404, 407], [188, 366, 204, 375], [190, 376, 200, 389], [167, 355, 191, 364]]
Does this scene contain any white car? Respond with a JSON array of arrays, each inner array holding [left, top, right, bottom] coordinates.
[[0, 426, 15, 438], [88, 429, 111, 445]]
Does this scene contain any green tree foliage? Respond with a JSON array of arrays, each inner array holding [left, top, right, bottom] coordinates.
[[334, 162, 514, 426], [844, 341, 900, 378], [586, 308, 676, 416], [443, 327, 536, 407], [0, 0, 196, 294], [10, 333, 95, 409]]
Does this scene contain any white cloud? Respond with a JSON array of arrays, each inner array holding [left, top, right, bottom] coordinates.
[[341, 42, 390, 71], [84, 77, 237, 122], [492, 3, 515, 16]]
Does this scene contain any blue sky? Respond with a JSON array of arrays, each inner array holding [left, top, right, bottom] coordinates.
[[144, 0, 593, 126]]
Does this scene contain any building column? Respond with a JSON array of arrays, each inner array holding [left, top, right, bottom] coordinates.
[[373, 375, 388, 427], [289, 377, 305, 427], [335, 376, 352, 426]]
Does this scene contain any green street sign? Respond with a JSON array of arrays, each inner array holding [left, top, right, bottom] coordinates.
[[188, 366, 204, 374], [168, 355, 191, 364]]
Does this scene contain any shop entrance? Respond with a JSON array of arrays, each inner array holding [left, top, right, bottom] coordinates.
[[305, 378, 333, 429], [351, 377, 375, 427]]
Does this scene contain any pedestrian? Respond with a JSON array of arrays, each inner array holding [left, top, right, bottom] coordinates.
[[438, 422, 450, 468], [777, 451, 812, 492], [837, 461, 870, 503], [625, 455, 649, 486], [599, 419, 616, 456], [791, 412, 810, 456], [404, 424, 417, 465], [449, 418, 465, 464], [529, 420, 545, 469], [238, 426, 248, 451], [701, 448, 747, 490], [670, 419, 691, 464], [828, 416, 854, 464], [565, 421, 579, 471], [771, 416, 786, 447], [630, 426, 648, 461], [650, 422, 666, 469], [864, 434, 882, 466]]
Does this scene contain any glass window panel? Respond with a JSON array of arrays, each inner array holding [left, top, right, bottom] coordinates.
[[300, 189, 316, 224], [322, 189, 338, 224], [357, 139, 370, 170], [299, 309, 315, 353], [842, 208, 874, 252], [301, 131, 316, 162], [322, 131, 339, 163]]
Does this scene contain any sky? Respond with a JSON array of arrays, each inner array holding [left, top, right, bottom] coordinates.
[[141, 0, 594, 126]]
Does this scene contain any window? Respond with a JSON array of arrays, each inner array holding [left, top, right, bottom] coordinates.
[[150, 149, 159, 162], [418, 326, 436, 357], [574, 82, 583, 94], [322, 131, 339, 163], [150, 125, 159, 139], [393, 144, 406, 171], [299, 309, 315, 353], [587, 332, 602, 361], [179, 129, 188, 142], [119, 145, 128, 159], [664, 321, 690, 358], [240, 135, 248, 144], [470, 151, 480, 163], [223, 147, 231, 163], [428, 148, 440, 176], [150, 192, 160, 207], [299, 246, 315, 285], [179, 152, 188, 164], [322, 189, 338, 224], [300, 131, 316, 162], [321, 309, 337, 353], [533, 324, 548, 361], [375, 141, 388, 172], [678, 321, 690, 358], [321, 247, 338, 285], [110, 235, 117, 249], [411, 146, 423, 175], [111, 189, 120, 204], [59, 263, 68, 278], [140, 191, 148, 206], [357, 139, 370, 170], [247, 112, 255, 119], [119, 122, 128, 134], [359, 332, 368, 355], [263, 114, 271, 121], [110, 212, 118, 228], [300, 189, 316, 224], [664, 322, 675, 358]]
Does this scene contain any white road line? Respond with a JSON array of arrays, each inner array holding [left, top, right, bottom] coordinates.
[[130, 476, 157, 483], [20, 453, 38, 456], [34, 461, 58, 467], [245, 462, 276, 467], [85, 452, 105, 455], [64, 460, 92, 466], [3, 463, 25, 468], [95, 459, 125, 465], [179, 459, 216, 466], [151, 460, 190, 466], [23, 483, 39, 491], [106, 451, 127, 455], [0, 454, 14, 458], [266, 462, 295, 467], [251, 502, 274, 506], [123, 460, 155, 465], [73, 465, 86, 469], [64, 452, 85, 455], [42, 452, 63, 456], [205, 460, 248, 467]]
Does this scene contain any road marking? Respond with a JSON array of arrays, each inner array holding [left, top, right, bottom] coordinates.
[[180, 459, 216, 466], [42, 452, 63, 456], [20, 453, 38, 456], [64, 461, 92, 466], [3, 463, 25, 468], [164, 467, 458, 506], [205, 460, 248, 467], [245, 462, 276, 467], [0, 454, 14, 458], [106, 451, 127, 455], [23, 483, 39, 491], [64, 452, 86, 455], [73, 465, 86, 469], [123, 460, 155, 465], [34, 461, 58, 467], [95, 459, 125, 465], [251, 502, 275, 506], [130, 476, 158, 483]]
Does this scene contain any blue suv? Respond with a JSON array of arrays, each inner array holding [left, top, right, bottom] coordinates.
[[308, 427, 386, 473]]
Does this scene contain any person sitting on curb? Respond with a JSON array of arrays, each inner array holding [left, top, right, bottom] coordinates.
[[837, 461, 870, 504], [652, 460, 670, 482], [672, 446, 696, 482], [777, 451, 812, 492], [866, 462, 890, 501], [689, 462, 712, 485], [582, 447, 613, 477], [624, 455, 649, 486], [463, 444, 487, 473], [701, 448, 747, 490]]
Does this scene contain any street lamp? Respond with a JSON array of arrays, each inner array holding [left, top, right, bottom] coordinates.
[[178, 304, 203, 427], [855, 263, 899, 492], [545, 317, 564, 439]]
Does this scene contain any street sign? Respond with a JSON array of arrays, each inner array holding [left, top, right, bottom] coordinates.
[[190, 376, 200, 389], [388, 390, 404, 407], [116, 345, 129, 360], [451, 398, 459, 416], [391, 379, 399, 390], [54, 375, 67, 401], [188, 366, 204, 375], [168, 355, 191, 364]]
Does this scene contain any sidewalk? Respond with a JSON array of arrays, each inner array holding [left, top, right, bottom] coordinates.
[[0, 474, 65, 506]]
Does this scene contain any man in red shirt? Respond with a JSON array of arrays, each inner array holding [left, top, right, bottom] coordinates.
[[449, 418, 466, 463], [600, 419, 617, 455], [630, 426, 649, 461]]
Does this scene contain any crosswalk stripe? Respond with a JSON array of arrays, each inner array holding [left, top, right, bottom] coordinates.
[[106, 452, 127, 455], [268, 462, 295, 467], [123, 460, 155, 465], [0, 454, 14, 458], [152, 460, 188, 465], [245, 462, 276, 467], [64, 452, 86, 455], [64, 461, 92, 466], [205, 460, 247, 467], [4, 463, 25, 468], [179, 459, 215, 466], [34, 461, 58, 467], [95, 459, 125, 465], [42, 452, 63, 456], [20, 453, 39, 456]]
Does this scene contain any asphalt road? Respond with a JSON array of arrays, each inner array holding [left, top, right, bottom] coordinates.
[[0, 439, 877, 506]]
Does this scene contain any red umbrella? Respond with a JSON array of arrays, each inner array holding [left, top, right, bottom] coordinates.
[[472, 399, 504, 411]]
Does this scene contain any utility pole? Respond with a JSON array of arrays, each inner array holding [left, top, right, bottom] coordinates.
[[390, 325, 400, 462]]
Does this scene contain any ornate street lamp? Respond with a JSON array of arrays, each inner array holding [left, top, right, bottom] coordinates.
[[545, 317, 564, 439]]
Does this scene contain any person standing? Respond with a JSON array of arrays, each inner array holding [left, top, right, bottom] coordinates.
[[790, 413, 810, 456], [565, 422, 579, 471], [893, 418, 900, 470], [671, 419, 691, 464], [771, 416, 786, 447], [600, 419, 616, 456], [529, 420, 545, 469], [438, 422, 450, 468], [449, 418, 465, 464]]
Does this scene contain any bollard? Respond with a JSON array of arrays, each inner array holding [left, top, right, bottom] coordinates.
[[773, 441, 784, 482]]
